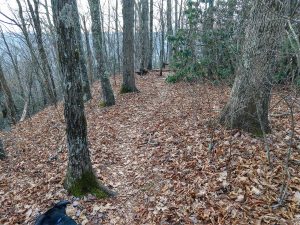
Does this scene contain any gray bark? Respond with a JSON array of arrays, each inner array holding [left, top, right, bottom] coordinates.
[[27, 0, 58, 104], [220, 0, 287, 134], [167, 0, 173, 62], [0, 62, 17, 124], [0, 30, 25, 100], [16, 0, 55, 106], [122, 0, 138, 92], [0, 139, 5, 160], [140, 0, 149, 74], [159, 0, 165, 76], [175, 0, 178, 32], [203, 0, 214, 77], [88, 0, 115, 106], [51, 0, 112, 197], [82, 16, 94, 84], [115, 0, 121, 74], [73, 8, 92, 102], [147, 0, 154, 70]]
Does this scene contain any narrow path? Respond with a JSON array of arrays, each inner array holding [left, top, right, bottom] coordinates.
[[90, 75, 172, 224]]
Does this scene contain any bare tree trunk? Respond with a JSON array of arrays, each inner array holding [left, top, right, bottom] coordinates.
[[175, 0, 178, 32], [148, 0, 154, 70], [73, 9, 92, 102], [82, 16, 95, 84], [88, 0, 115, 106], [159, 0, 165, 76], [99, 3, 108, 61], [27, 0, 58, 105], [115, 0, 121, 74], [0, 139, 5, 160], [0, 62, 17, 124], [51, 0, 113, 197], [139, 0, 149, 75], [219, 0, 287, 135], [0, 30, 25, 100], [44, 0, 64, 91], [203, 0, 214, 77], [167, 0, 173, 62], [179, 0, 186, 29], [16, 0, 54, 106], [121, 0, 138, 93]]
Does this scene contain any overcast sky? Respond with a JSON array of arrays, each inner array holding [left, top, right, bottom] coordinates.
[[0, 0, 123, 32]]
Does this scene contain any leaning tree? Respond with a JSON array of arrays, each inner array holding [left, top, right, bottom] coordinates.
[[220, 0, 287, 134], [51, 0, 114, 197]]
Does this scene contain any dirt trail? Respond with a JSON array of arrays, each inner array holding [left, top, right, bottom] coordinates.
[[88, 75, 173, 224]]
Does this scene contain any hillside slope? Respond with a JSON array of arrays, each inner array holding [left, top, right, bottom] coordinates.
[[1, 73, 300, 224]]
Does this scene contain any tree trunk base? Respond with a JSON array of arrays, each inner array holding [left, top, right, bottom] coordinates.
[[120, 84, 139, 94], [64, 171, 116, 198], [219, 104, 271, 136]]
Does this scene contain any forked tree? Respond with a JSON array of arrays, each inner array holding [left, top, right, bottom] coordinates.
[[219, 0, 287, 134], [51, 0, 114, 197]]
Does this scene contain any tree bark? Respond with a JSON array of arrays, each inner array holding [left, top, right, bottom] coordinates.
[[115, 0, 121, 74], [203, 0, 214, 77], [139, 0, 149, 74], [219, 0, 287, 135], [74, 9, 92, 102], [121, 0, 138, 93], [88, 0, 115, 106], [159, 0, 165, 76], [82, 16, 95, 84], [175, 0, 178, 32], [51, 0, 113, 197], [167, 0, 173, 62], [0, 30, 25, 101], [147, 0, 154, 70], [27, 0, 58, 105], [0, 62, 17, 124], [0, 139, 5, 160], [16, 0, 54, 106]]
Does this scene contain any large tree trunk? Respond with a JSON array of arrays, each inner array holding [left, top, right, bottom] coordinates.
[[51, 0, 113, 197], [219, 0, 287, 135], [121, 0, 138, 93], [88, 0, 115, 106]]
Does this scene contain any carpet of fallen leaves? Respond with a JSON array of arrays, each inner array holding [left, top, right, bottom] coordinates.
[[1, 72, 300, 225]]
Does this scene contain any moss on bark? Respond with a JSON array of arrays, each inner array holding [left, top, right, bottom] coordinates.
[[120, 84, 138, 94], [65, 171, 113, 198]]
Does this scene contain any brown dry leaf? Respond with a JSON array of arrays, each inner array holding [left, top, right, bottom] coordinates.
[[0, 74, 300, 224]]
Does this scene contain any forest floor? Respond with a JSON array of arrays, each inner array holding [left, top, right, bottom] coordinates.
[[1, 72, 300, 224]]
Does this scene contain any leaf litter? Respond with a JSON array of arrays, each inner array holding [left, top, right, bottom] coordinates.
[[0, 72, 300, 224]]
